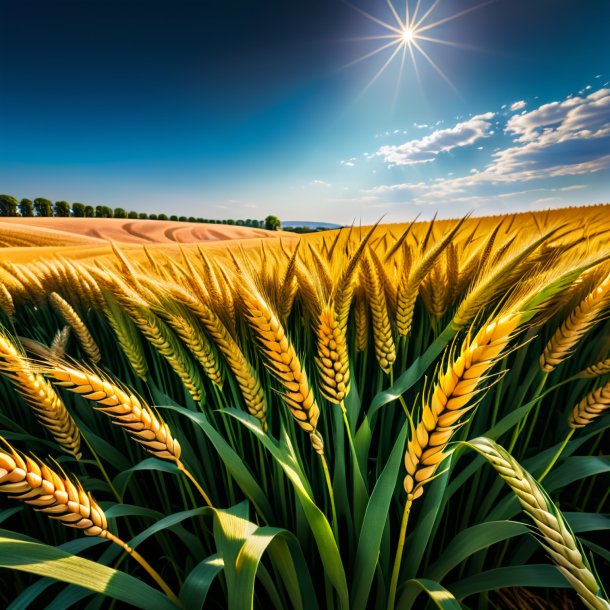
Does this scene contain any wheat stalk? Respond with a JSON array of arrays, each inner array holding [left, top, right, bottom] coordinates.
[[161, 302, 224, 389], [396, 219, 464, 337], [468, 437, 609, 610], [569, 380, 610, 428], [0, 439, 181, 604], [362, 250, 395, 374], [168, 283, 268, 430], [50, 292, 101, 363], [47, 363, 182, 461], [240, 278, 323, 453], [540, 273, 610, 372], [354, 288, 369, 353], [404, 312, 520, 502], [0, 283, 14, 317], [0, 333, 81, 459], [102, 292, 148, 381], [315, 305, 350, 404], [580, 357, 610, 378]]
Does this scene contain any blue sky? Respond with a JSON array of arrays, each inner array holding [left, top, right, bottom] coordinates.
[[1, 0, 610, 223]]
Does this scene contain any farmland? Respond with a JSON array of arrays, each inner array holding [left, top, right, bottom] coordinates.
[[0, 207, 609, 609]]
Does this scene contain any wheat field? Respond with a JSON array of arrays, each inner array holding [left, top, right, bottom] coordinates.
[[0, 207, 609, 609]]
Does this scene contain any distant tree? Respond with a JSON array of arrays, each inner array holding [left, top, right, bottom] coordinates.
[[72, 203, 86, 217], [264, 215, 280, 231], [188, 216, 196, 223], [19, 198, 34, 217], [84, 205, 95, 217], [178, 216, 187, 222], [53, 201, 71, 217], [170, 215, 178, 221], [33, 198, 53, 217], [95, 205, 113, 218], [149, 214, 158, 220], [113, 207, 127, 219], [251, 219, 261, 228], [139, 212, 148, 219], [196, 218, 204, 223], [0, 194, 19, 217], [158, 213, 168, 221], [128, 210, 138, 219], [236, 219, 244, 226]]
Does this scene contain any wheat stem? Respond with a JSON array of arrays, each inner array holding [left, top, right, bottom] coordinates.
[[103, 530, 182, 607], [387, 499, 412, 610], [538, 429, 575, 483], [176, 459, 213, 507], [320, 452, 338, 540]]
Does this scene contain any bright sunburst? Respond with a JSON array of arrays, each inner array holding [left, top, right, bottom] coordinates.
[[347, 0, 491, 94]]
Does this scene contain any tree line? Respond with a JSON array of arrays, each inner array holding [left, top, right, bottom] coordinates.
[[0, 195, 281, 230]]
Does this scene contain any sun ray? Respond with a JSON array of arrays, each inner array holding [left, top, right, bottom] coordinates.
[[343, 39, 401, 70], [386, 0, 405, 30], [342, 0, 404, 36], [413, 0, 443, 31], [408, 42, 421, 84], [409, 0, 424, 29], [412, 39, 459, 93], [417, 0, 496, 34], [416, 34, 473, 49], [360, 43, 406, 96], [342, 34, 404, 42]]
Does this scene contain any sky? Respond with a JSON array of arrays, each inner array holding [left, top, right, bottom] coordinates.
[[1, 0, 610, 224]]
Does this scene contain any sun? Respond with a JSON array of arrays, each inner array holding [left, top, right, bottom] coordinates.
[[346, 0, 490, 94], [402, 28, 414, 43]]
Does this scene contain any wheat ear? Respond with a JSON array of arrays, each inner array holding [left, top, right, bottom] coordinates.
[[240, 280, 322, 453], [161, 302, 224, 388], [388, 312, 522, 609], [468, 437, 609, 610], [50, 292, 101, 363], [117, 290, 206, 403], [102, 293, 148, 381], [404, 312, 520, 502], [47, 362, 212, 507], [47, 364, 181, 460], [540, 273, 610, 372], [569, 380, 610, 428], [362, 250, 396, 374], [0, 284, 14, 317], [0, 440, 181, 604], [354, 288, 369, 353], [0, 334, 81, 459], [396, 218, 464, 337], [580, 357, 610, 378], [169, 284, 267, 430], [315, 305, 350, 404]]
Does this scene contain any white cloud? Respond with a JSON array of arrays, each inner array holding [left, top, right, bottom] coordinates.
[[510, 100, 527, 112], [341, 158, 356, 168], [311, 180, 331, 187], [375, 113, 495, 166]]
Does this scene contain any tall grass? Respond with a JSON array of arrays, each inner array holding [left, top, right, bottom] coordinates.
[[0, 208, 609, 609]]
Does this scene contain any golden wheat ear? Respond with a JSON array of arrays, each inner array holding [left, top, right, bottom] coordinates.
[[569, 380, 610, 428], [0, 439, 107, 536], [404, 311, 522, 504], [50, 292, 101, 364], [467, 437, 610, 610], [0, 438, 182, 604], [0, 331, 81, 459], [540, 272, 610, 372], [43, 362, 182, 461], [239, 273, 321, 452]]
